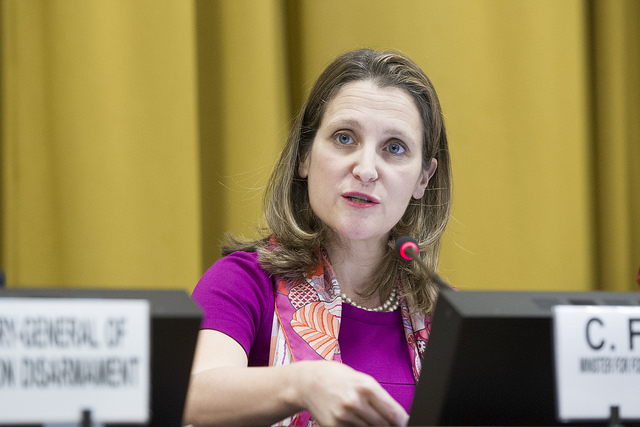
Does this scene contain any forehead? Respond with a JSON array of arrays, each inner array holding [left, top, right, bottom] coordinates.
[[321, 80, 422, 141]]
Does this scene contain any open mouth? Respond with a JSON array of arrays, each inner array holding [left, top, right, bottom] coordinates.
[[346, 195, 372, 203], [343, 193, 378, 204]]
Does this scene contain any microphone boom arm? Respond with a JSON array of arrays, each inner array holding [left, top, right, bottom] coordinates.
[[396, 236, 451, 292]]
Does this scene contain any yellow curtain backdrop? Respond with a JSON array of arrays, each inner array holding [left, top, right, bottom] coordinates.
[[1, 0, 203, 288], [194, 0, 290, 267], [1, 0, 638, 293], [590, 0, 640, 291], [287, 0, 594, 292]]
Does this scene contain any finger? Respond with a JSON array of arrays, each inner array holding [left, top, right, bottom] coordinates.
[[334, 411, 369, 427], [331, 395, 382, 426], [366, 388, 409, 426], [339, 388, 403, 426], [358, 400, 400, 426], [328, 386, 392, 426]]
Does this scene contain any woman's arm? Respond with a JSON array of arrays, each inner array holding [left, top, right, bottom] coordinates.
[[182, 330, 408, 427], [182, 330, 299, 426]]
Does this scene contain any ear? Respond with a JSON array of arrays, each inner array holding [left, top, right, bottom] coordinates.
[[298, 153, 310, 178], [412, 158, 437, 199]]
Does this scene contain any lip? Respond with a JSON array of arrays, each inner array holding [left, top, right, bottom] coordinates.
[[342, 192, 380, 208]]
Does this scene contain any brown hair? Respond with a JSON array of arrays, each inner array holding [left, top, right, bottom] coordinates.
[[223, 49, 452, 316]]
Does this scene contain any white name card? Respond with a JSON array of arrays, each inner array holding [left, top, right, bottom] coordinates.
[[553, 305, 640, 422], [0, 298, 150, 424]]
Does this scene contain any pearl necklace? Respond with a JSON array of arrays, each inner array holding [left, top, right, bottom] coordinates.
[[340, 288, 399, 312]]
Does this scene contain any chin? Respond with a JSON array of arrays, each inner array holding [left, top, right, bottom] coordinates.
[[332, 225, 389, 244]]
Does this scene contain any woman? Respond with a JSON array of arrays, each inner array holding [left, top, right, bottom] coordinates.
[[184, 49, 452, 427]]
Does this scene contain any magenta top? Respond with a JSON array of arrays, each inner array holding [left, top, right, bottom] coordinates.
[[191, 251, 416, 412]]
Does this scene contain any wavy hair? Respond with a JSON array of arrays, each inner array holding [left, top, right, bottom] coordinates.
[[223, 49, 452, 316]]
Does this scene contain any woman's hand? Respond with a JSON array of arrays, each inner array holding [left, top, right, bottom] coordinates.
[[184, 331, 408, 426], [293, 360, 409, 426]]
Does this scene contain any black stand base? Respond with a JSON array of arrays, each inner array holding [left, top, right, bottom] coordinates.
[[609, 406, 623, 427]]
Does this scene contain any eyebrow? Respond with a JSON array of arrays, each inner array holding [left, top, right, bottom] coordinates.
[[326, 118, 362, 130]]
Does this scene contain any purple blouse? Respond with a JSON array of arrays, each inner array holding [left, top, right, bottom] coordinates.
[[191, 251, 416, 412]]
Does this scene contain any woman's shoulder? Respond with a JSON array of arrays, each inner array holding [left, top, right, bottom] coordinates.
[[201, 250, 272, 287], [214, 250, 261, 267], [192, 250, 275, 359], [193, 250, 275, 324]]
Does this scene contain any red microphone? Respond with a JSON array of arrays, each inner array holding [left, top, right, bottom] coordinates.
[[395, 236, 451, 292], [396, 236, 421, 261]]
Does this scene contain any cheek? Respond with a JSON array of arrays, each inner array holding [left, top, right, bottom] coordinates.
[[306, 169, 329, 207], [391, 176, 423, 217], [394, 193, 416, 218], [307, 150, 341, 183]]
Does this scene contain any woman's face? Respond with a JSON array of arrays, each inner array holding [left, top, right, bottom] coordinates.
[[299, 79, 436, 247]]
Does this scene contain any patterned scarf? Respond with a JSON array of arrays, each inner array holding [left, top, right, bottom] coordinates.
[[268, 248, 431, 427]]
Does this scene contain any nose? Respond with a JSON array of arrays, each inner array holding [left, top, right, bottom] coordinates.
[[352, 147, 379, 182]]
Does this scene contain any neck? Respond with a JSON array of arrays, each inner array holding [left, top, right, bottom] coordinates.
[[324, 234, 387, 304]]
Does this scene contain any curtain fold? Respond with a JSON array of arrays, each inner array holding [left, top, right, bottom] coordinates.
[[590, 0, 640, 291], [195, 0, 290, 269], [1, 0, 202, 288], [1, 0, 638, 292]]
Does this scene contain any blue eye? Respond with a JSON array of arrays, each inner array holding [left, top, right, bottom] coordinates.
[[388, 142, 405, 154], [337, 133, 353, 145]]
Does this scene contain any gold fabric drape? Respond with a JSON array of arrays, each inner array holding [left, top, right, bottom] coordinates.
[[2, 0, 638, 292], [590, 0, 640, 291], [1, 0, 202, 287]]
